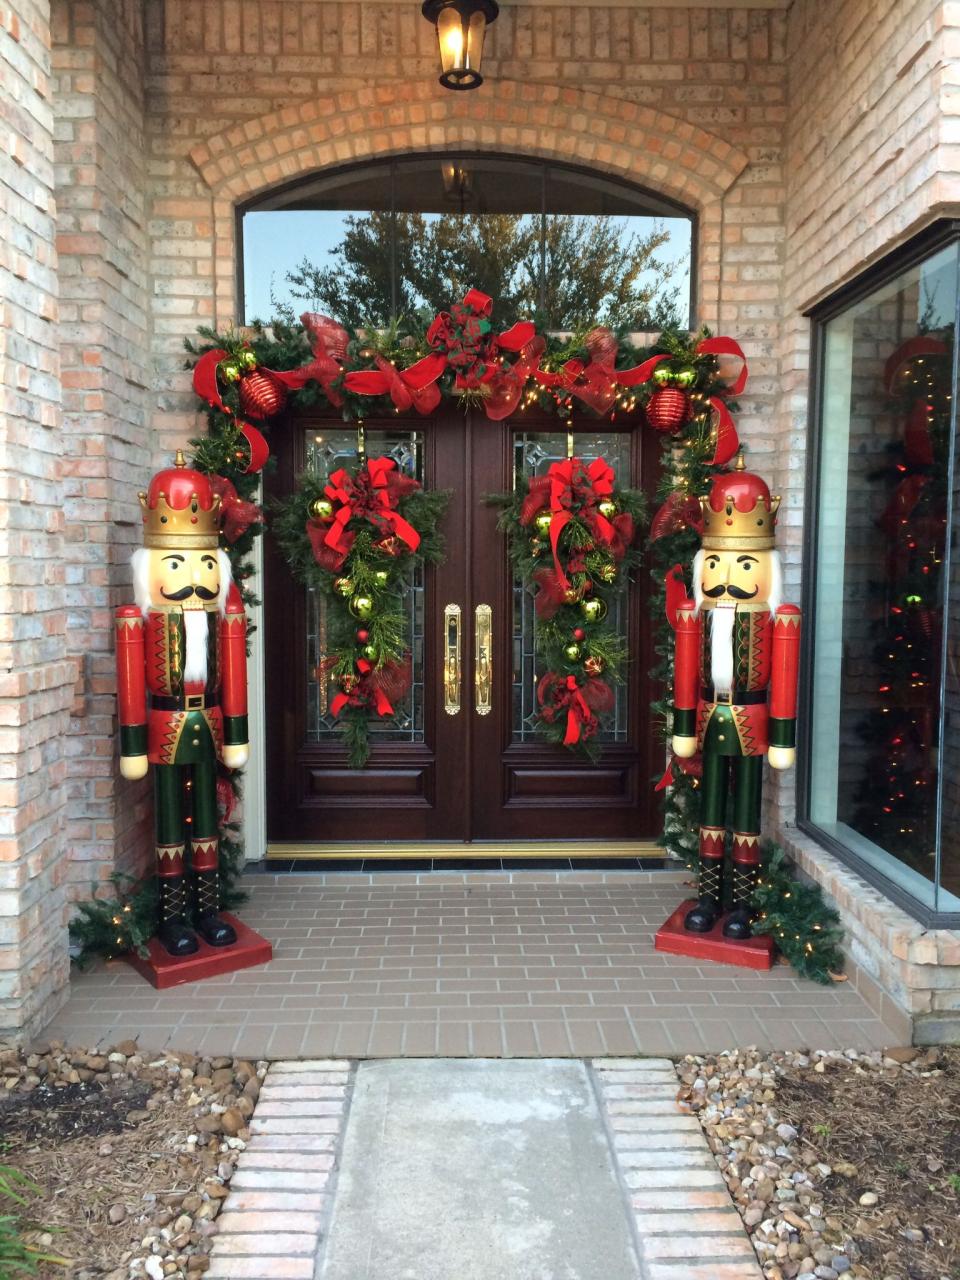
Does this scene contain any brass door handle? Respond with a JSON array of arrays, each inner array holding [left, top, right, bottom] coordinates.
[[475, 603, 492, 716], [443, 603, 462, 716]]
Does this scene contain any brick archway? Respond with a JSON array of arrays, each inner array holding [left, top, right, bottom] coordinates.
[[189, 79, 749, 329]]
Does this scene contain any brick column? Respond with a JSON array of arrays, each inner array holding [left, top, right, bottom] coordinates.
[[52, 0, 153, 903], [0, 0, 74, 1041]]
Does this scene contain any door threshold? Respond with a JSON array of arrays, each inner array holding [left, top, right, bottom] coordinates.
[[265, 840, 663, 861]]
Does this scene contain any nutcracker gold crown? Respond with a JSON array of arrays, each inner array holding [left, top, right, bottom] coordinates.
[[139, 451, 222, 549], [699, 456, 781, 551]]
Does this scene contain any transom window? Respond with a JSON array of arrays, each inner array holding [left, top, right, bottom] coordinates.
[[239, 153, 693, 331]]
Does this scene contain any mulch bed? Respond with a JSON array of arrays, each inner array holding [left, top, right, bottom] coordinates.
[[0, 1042, 264, 1279]]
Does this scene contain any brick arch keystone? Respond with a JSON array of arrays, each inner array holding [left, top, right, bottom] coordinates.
[[190, 80, 749, 327]]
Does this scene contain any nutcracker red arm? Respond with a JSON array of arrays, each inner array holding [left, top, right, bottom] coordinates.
[[665, 565, 700, 741], [220, 584, 248, 748], [115, 605, 147, 759], [768, 603, 801, 749]]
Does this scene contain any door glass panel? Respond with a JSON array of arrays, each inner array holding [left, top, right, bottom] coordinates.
[[512, 431, 631, 745], [304, 427, 425, 745]]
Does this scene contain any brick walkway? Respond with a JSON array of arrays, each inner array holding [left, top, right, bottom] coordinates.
[[45, 871, 908, 1058], [208, 1056, 763, 1280]]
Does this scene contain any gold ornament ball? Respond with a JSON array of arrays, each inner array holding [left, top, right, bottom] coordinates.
[[597, 499, 618, 520], [674, 365, 697, 388], [361, 643, 378, 661], [597, 563, 618, 584], [535, 512, 553, 535], [584, 656, 605, 677], [219, 360, 242, 383], [373, 570, 390, 586], [651, 364, 674, 386], [580, 597, 608, 623], [562, 587, 582, 605], [333, 577, 354, 597], [563, 642, 582, 662], [530, 538, 544, 556], [349, 594, 374, 619], [240, 349, 258, 370], [309, 497, 334, 521]]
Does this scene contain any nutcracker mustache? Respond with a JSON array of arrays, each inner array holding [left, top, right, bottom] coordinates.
[[160, 584, 219, 601], [702, 583, 757, 600], [692, 549, 782, 616], [131, 548, 233, 619]]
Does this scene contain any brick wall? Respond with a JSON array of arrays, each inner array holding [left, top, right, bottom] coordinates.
[[0, 0, 74, 1039], [51, 0, 153, 901]]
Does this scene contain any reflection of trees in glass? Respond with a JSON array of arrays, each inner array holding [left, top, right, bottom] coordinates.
[[271, 212, 684, 329]]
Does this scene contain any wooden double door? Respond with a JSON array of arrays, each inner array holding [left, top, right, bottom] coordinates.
[[264, 409, 660, 845]]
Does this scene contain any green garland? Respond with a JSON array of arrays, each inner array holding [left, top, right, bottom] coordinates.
[[491, 466, 645, 759], [752, 844, 846, 984], [272, 458, 449, 767]]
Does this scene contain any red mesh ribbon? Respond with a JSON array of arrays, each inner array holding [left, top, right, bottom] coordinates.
[[216, 775, 238, 821], [270, 312, 350, 408], [344, 352, 447, 415], [695, 336, 748, 396], [330, 655, 412, 719], [520, 457, 619, 592], [484, 335, 546, 421], [655, 752, 703, 791], [209, 475, 262, 543], [310, 456, 421, 571], [537, 672, 614, 745], [650, 492, 703, 543]]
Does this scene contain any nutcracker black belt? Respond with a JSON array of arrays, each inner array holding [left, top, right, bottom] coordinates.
[[700, 687, 767, 705], [151, 693, 220, 711]]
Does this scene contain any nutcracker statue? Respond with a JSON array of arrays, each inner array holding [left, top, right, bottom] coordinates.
[[115, 452, 248, 958], [666, 454, 801, 940]]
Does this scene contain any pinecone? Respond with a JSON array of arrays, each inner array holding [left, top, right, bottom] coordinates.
[[239, 370, 287, 419], [645, 387, 691, 432]]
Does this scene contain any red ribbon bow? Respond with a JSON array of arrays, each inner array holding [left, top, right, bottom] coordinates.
[[312, 456, 421, 570], [209, 475, 263, 543], [522, 457, 617, 591], [537, 672, 614, 745], [344, 352, 447, 415], [329, 655, 412, 719]]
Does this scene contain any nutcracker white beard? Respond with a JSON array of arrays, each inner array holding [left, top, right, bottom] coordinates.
[[183, 609, 210, 685], [707, 605, 736, 697]]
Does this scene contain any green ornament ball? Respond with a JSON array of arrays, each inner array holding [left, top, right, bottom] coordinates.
[[597, 499, 617, 520], [373, 570, 390, 586], [349, 594, 374, 619], [361, 643, 378, 661], [309, 497, 334, 522], [239, 349, 258, 370], [219, 359, 242, 383], [534, 512, 553, 536], [674, 365, 697, 388], [563, 642, 582, 662], [580, 597, 608, 624], [651, 364, 674, 386]]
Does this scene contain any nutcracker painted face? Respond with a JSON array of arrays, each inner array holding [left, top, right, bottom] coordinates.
[[131, 451, 232, 617], [692, 456, 782, 696]]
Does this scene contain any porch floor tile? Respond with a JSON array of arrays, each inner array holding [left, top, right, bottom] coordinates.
[[43, 872, 907, 1056]]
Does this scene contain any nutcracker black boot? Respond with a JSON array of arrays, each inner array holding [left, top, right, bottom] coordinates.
[[157, 870, 199, 957], [722, 857, 759, 939], [684, 853, 724, 932], [193, 860, 237, 948]]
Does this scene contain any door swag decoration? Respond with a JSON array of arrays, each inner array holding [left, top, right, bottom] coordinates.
[[272, 449, 449, 767], [492, 454, 645, 757]]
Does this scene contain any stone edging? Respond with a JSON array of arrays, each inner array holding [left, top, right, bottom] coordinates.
[[590, 1056, 764, 1280], [206, 1059, 353, 1279]]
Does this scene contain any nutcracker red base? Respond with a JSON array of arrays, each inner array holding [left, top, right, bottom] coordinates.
[[655, 900, 775, 971], [125, 914, 272, 990]]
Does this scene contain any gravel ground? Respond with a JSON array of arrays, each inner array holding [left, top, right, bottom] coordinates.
[[679, 1046, 960, 1280], [0, 1041, 266, 1279]]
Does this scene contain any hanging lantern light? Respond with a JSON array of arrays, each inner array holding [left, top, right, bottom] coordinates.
[[421, 0, 499, 91]]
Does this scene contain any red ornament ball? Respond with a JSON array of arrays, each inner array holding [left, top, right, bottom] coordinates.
[[572, 627, 586, 641], [356, 629, 370, 643], [646, 387, 691, 432], [239, 370, 287, 419]]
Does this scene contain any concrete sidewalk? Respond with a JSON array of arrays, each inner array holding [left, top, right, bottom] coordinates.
[[206, 1057, 763, 1280]]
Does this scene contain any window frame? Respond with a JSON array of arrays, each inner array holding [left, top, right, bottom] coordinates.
[[235, 151, 698, 329], [798, 217, 960, 928]]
